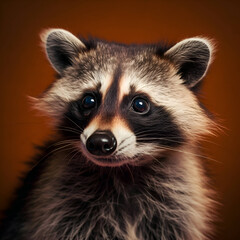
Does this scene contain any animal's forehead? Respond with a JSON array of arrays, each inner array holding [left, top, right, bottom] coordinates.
[[56, 43, 178, 111], [76, 40, 172, 67], [74, 45, 173, 83], [99, 40, 173, 55]]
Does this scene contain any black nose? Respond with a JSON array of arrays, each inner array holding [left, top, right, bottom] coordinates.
[[86, 131, 117, 156]]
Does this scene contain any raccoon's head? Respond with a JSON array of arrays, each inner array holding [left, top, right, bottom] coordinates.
[[34, 29, 214, 167]]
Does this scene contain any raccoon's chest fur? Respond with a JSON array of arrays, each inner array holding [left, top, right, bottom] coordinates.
[[19, 147, 210, 240]]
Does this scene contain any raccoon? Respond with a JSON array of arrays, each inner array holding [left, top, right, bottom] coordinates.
[[0, 29, 216, 240]]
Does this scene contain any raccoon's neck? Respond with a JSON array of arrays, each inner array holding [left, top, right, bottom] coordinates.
[[26, 145, 212, 240]]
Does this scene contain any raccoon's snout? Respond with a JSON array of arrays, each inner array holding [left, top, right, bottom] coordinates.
[[86, 131, 117, 156]]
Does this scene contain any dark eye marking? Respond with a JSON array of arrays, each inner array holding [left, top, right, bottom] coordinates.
[[131, 97, 150, 114], [120, 93, 184, 147], [60, 92, 101, 140]]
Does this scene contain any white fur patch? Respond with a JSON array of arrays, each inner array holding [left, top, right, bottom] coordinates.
[[80, 116, 137, 164]]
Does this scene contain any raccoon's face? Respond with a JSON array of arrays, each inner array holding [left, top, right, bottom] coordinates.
[[34, 29, 214, 167]]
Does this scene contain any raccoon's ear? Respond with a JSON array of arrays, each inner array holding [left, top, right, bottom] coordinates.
[[41, 29, 86, 74], [164, 38, 213, 88]]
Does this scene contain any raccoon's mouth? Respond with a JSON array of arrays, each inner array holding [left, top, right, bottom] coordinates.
[[80, 147, 135, 167], [89, 156, 137, 167], [78, 141, 137, 167], [78, 130, 138, 167]]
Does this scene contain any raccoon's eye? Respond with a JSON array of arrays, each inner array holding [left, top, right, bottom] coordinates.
[[82, 95, 96, 109], [132, 97, 150, 114]]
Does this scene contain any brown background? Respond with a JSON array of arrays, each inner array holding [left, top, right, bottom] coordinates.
[[0, 0, 239, 239]]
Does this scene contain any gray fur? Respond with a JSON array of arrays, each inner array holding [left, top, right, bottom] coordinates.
[[0, 29, 217, 240], [20, 147, 214, 240]]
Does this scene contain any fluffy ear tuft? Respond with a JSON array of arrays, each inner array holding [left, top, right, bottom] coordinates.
[[41, 28, 86, 74], [164, 37, 214, 88]]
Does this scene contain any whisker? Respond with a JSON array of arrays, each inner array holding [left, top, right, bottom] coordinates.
[[125, 163, 134, 183], [118, 144, 131, 153], [137, 137, 183, 144], [136, 131, 219, 146], [67, 150, 80, 165], [143, 153, 166, 168], [41, 143, 76, 159], [117, 134, 135, 151], [118, 136, 131, 149], [52, 139, 79, 147], [58, 126, 82, 133], [29, 144, 77, 173], [39, 139, 79, 153], [156, 145, 221, 164], [64, 114, 83, 131], [57, 128, 82, 135]]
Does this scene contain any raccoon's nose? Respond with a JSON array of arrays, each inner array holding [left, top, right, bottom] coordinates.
[[86, 131, 117, 156]]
